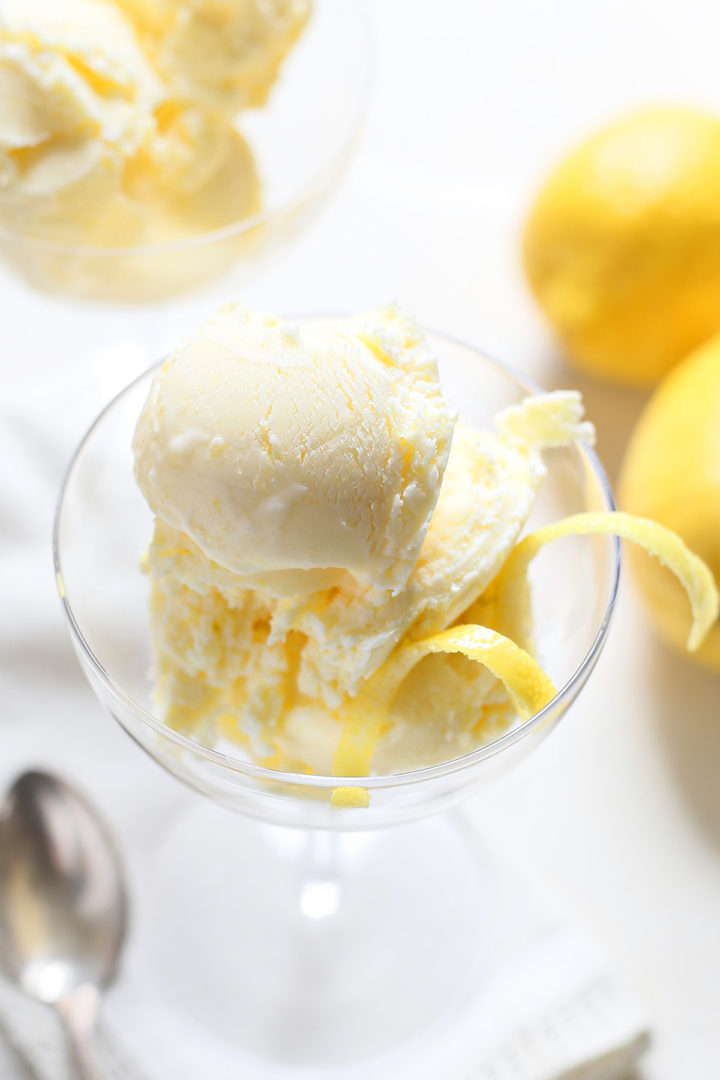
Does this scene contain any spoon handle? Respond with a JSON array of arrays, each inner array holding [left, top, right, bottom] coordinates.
[[58, 986, 100, 1080]]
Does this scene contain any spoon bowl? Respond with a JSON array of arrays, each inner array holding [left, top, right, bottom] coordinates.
[[0, 771, 128, 1077]]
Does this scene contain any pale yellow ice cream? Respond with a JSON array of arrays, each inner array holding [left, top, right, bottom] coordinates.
[[0, 0, 162, 242], [122, 106, 261, 240], [115, 0, 311, 113], [133, 305, 596, 774], [133, 305, 456, 593], [0, 0, 306, 250]]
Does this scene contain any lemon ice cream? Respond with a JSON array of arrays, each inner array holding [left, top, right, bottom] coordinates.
[[0, 0, 306, 252], [134, 305, 456, 593], [0, 0, 163, 242], [133, 304, 604, 775], [115, 0, 311, 113], [133, 304, 719, 786]]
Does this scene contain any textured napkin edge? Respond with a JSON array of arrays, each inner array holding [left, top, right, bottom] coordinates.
[[472, 970, 650, 1080]]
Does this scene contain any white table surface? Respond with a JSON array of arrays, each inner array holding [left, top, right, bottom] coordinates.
[[2, 1, 720, 1077]]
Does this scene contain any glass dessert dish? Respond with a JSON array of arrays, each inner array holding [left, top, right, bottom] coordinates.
[[54, 332, 620, 1078], [0, 0, 368, 304]]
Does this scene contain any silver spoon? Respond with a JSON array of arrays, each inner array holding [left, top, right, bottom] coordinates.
[[0, 770, 128, 1079]]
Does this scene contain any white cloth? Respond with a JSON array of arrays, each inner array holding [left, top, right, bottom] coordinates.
[[0, 358, 650, 1079], [0, 905, 650, 1080]]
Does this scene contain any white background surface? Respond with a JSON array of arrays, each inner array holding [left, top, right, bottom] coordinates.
[[2, 1, 720, 1077]]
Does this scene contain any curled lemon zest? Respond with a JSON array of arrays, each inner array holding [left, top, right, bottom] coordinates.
[[410, 624, 556, 718], [331, 786, 371, 809], [330, 624, 557, 805], [331, 657, 404, 778], [494, 512, 719, 652]]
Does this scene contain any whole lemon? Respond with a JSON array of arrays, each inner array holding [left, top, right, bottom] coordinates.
[[524, 106, 720, 385], [618, 334, 720, 667]]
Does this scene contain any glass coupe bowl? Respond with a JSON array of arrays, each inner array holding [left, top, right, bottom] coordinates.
[[54, 333, 620, 1078], [0, 0, 368, 304]]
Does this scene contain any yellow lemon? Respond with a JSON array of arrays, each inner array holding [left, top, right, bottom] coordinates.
[[619, 334, 720, 667], [524, 106, 720, 385]]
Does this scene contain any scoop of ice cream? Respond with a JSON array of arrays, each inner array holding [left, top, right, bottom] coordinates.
[[115, 0, 311, 112], [133, 305, 457, 592], [0, 0, 295, 257], [0, 0, 163, 240], [123, 105, 261, 238], [140, 387, 594, 772], [132, 303, 717, 781]]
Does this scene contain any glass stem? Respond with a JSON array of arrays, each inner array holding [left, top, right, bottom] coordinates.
[[298, 830, 342, 919]]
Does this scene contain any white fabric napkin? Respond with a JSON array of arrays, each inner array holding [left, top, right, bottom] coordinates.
[[0, 865, 650, 1080], [0, 361, 650, 1080]]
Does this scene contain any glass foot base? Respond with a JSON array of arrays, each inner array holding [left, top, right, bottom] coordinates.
[[107, 798, 524, 1078]]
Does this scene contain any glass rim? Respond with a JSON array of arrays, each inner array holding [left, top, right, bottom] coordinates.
[[53, 329, 621, 792], [0, 0, 370, 261]]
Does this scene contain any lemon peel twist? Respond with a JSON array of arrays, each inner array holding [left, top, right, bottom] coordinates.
[[494, 512, 718, 652], [330, 625, 557, 808]]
